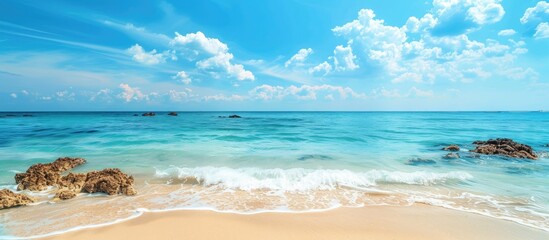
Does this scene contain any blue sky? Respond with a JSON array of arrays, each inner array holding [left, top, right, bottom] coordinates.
[[1, 0, 548, 111]]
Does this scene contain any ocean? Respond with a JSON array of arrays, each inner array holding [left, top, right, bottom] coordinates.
[[0, 112, 548, 238]]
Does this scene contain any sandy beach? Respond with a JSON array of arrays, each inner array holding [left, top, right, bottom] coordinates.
[[43, 205, 549, 240]]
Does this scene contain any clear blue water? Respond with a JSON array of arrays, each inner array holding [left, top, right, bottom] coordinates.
[[1, 112, 548, 237]]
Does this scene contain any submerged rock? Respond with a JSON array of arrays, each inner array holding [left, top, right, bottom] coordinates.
[[471, 138, 538, 160], [406, 158, 436, 165], [443, 153, 460, 159], [0, 189, 34, 209], [168, 112, 178, 116], [142, 112, 156, 117], [82, 168, 137, 196], [15, 157, 86, 191], [228, 115, 241, 118], [442, 145, 460, 151]]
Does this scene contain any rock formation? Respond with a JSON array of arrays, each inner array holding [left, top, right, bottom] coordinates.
[[228, 115, 241, 118], [442, 145, 460, 151], [15, 157, 86, 191], [82, 168, 137, 196], [0, 189, 34, 209], [168, 112, 178, 116], [471, 138, 538, 160], [142, 112, 156, 116], [10, 157, 137, 205]]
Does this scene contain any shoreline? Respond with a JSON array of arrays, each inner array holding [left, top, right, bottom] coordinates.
[[40, 205, 549, 240]]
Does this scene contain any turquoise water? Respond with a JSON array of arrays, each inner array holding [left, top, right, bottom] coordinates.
[[1, 112, 549, 237]]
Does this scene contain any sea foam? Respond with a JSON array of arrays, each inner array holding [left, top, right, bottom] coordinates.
[[154, 167, 473, 191]]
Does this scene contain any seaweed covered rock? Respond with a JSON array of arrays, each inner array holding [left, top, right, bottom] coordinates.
[[472, 138, 538, 160], [0, 189, 34, 209], [15, 157, 86, 191], [82, 168, 137, 196], [142, 112, 156, 116], [442, 145, 460, 151], [168, 112, 178, 116]]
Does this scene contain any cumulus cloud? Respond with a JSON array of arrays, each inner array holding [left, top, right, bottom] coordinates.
[[173, 71, 192, 84], [308, 61, 332, 75], [373, 87, 434, 98], [331, 8, 534, 83], [21, 90, 29, 95], [285, 48, 313, 67], [127, 44, 174, 65], [118, 83, 147, 102], [498, 29, 516, 36], [431, 0, 505, 36], [333, 45, 359, 71], [520, 1, 549, 24], [249, 84, 366, 100], [171, 31, 254, 81], [90, 89, 112, 101], [10, 93, 17, 98]]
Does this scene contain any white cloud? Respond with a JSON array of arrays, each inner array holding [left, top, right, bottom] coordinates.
[[424, 0, 506, 36], [55, 90, 76, 101], [10, 93, 17, 98], [534, 22, 549, 39], [520, 1, 549, 24], [127, 44, 174, 65], [90, 89, 112, 101], [118, 83, 147, 102], [21, 90, 29, 95], [285, 48, 313, 67], [333, 45, 359, 71], [333, 9, 404, 72], [173, 71, 192, 84], [203, 94, 247, 101], [498, 29, 516, 36], [308, 61, 332, 75], [168, 89, 194, 102], [171, 31, 254, 81], [249, 84, 366, 100], [404, 14, 437, 33], [331, 8, 535, 83], [373, 87, 434, 98]]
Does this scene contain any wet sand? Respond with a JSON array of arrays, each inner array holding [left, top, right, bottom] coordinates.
[[43, 204, 549, 240]]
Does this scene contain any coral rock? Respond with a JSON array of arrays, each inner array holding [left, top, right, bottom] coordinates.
[[15, 157, 86, 191], [54, 189, 77, 200], [58, 173, 87, 192], [82, 168, 137, 196], [443, 153, 460, 159], [0, 189, 34, 209]]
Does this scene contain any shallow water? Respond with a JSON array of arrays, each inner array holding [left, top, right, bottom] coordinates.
[[0, 112, 548, 238]]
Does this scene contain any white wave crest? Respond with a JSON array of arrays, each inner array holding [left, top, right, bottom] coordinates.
[[154, 167, 473, 191]]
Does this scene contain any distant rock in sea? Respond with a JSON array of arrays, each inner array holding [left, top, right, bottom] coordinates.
[[442, 145, 460, 151], [142, 112, 156, 116], [168, 112, 178, 116], [218, 115, 242, 118], [22, 114, 33, 117], [471, 138, 537, 160], [0, 189, 34, 210], [133, 114, 139, 116]]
